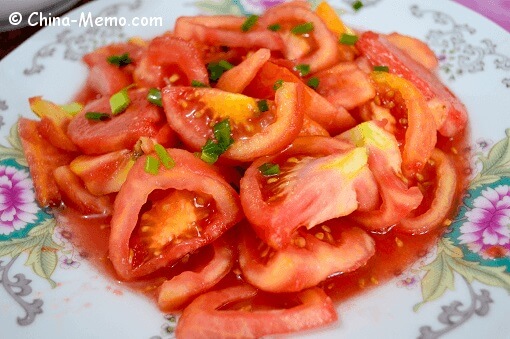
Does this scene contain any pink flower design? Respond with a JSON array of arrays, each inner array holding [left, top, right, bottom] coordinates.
[[459, 185, 510, 259], [0, 165, 39, 235]]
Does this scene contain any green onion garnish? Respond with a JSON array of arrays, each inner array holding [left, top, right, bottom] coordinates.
[[339, 33, 358, 45], [154, 143, 175, 169], [373, 65, 390, 72], [106, 52, 132, 67], [191, 80, 209, 87], [85, 112, 110, 121], [291, 22, 314, 35], [200, 119, 234, 164], [110, 88, 130, 115], [258, 162, 280, 176], [147, 88, 162, 107], [61, 102, 83, 116], [207, 60, 234, 81], [273, 79, 284, 91], [257, 99, 269, 113], [307, 77, 320, 90], [145, 155, 159, 175], [295, 64, 311, 77], [352, 1, 363, 11], [241, 15, 258, 32], [267, 23, 281, 32]]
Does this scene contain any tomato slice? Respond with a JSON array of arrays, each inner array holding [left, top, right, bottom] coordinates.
[[259, 2, 339, 73], [133, 35, 209, 88], [67, 88, 165, 155], [175, 284, 338, 338], [53, 166, 113, 216], [108, 148, 242, 280], [157, 236, 234, 311], [398, 148, 458, 234], [356, 31, 467, 137], [240, 136, 377, 249], [239, 224, 375, 292], [386, 32, 438, 70], [18, 118, 76, 207], [162, 82, 304, 162], [174, 15, 284, 51], [339, 121, 423, 232]]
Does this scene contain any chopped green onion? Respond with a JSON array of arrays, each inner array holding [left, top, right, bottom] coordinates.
[[85, 112, 110, 121], [147, 88, 162, 107], [207, 60, 234, 81], [339, 33, 358, 45], [61, 102, 83, 116], [307, 77, 320, 90], [145, 155, 159, 175], [257, 99, 269, 113], [373, 65, 390, 72], [295, 64, 311, 77], [241, 14, 258, 32], [154, 143, 175, 169], [273, 79, 284, 91], [106, 52, 132, 67], [291, 22, 314, 35], [200, 119, 234, 164], [267, 23, 281, 31], [352, 0, 364, 11], [191, 80, 209, 87], [110, 88, 130, 115], [258, 162, 280, 176]]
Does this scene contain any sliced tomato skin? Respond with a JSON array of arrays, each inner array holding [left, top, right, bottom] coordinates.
[[109, 148, 242, 280], [157, 236, 234, 311], [67, 88, 165, 155], [175, 284, 337, 339], [240, 136, 377, 249], [162, 82, 304, 162], [356, 31, 467, 137], [239, 225, 375, 293]]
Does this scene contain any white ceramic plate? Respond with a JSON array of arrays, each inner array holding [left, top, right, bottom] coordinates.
[[1, 0, 510, 338]]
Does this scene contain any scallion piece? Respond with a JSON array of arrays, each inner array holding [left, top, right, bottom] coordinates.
[[257, 99, 269, 113], [373, 65, 390, 72], [218, 60, 234, 70], [61, 102, 83, 116], [291, 22, 314, 35], [147, 88, 162, 107], [191, 80, 209, 87], [352, 0, 363, 11], [241, 14, 258, 32], [200, 140, 222, 164], [199, 119, 234, 164], [267, 23, 281, 31], [339, 33, 358, 45], [107, 52, 132, 67], [307, 77, 320, 90], [295, 64, 311, 77], [145, 155, 159, 175], [85, 112, 110, 121], [258, 162, 280, 176], [273, 79, 284, 91], [154, 143, 175, 169], [207, 60, 234, 81], [110, 88, 130, 115]]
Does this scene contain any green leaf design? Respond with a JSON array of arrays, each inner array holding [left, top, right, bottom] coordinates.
[[0, 219, 61, 286], [447, 256, 510, 292], [470, 128, 510, 188], [194, 0, 242, 15], [0, 120, 27, 166]]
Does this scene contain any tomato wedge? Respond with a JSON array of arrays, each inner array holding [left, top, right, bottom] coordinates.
[[239, 224, 375, 292], [356, 31, 467, 137], [175, 285, 338, 338], [109, 148, 242, 280], [67, 88, 165, 155], [240, 136, 378, 249], [157, 236, 234, 311], [133, 35, 209, 88], [162, 82, 304, 162]]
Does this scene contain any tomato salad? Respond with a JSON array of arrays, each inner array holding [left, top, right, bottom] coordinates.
[[19, 1, 470, 337]]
